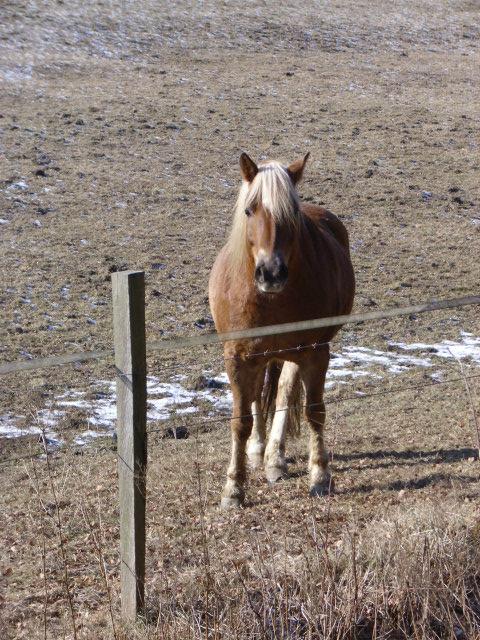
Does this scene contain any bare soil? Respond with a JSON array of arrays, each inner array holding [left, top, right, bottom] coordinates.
[[1, 1, 480, 638]]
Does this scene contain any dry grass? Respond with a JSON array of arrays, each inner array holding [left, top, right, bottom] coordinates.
[[1, 0, 480, 638], [1, 374, 479, 638], [126, 505, 480, 640]]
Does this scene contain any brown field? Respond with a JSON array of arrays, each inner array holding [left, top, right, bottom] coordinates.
[[1, 1, 480, 638]]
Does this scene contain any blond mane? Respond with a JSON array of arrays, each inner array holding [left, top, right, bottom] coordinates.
[[226, 161, 302, 272]]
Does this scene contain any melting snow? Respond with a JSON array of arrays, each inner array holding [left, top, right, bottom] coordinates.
[[0, 413, 62, 448], [390, 332, 480, 364], [6, 180, 28, 191], [1, 333, 479, 444]]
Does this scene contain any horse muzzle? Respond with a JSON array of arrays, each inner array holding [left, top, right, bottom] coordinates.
[[254, 260, 288, 294]]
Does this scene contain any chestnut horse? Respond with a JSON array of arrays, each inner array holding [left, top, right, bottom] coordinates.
[[209, 153, 355, 508]]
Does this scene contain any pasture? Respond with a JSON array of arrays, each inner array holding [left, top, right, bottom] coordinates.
[[1, 1, 480, 638]]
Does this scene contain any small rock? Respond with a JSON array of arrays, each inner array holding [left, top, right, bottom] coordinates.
[[166, 123, 180, 130], [453, 625, 466, 640], [36, 153, 51, 165], [35, 168, 47, 177], [364, 168, 374, 178], [151, 263, 166, 270], [7, 180, 28, 191], [421, 190, 432, 201], [86, 318, 96, 325], [164, 425, 189, 440], [75, 118, 85, 125], [0, 218, 9, 225], [194, 317, 214, 329], [193, 375, 225, 391], [32, 219, 42, 228]]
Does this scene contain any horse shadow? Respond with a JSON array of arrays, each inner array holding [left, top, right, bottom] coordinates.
[[338, 472, 479, 496], [286, 447, 479, 495]]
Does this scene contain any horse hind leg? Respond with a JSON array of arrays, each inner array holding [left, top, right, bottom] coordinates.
[[246, 362, 281, 475], [264, 361, 300, 483], [246, 401, 267, 469]]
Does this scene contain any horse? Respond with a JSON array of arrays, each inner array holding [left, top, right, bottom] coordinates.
[[209, 152, 355, 508]]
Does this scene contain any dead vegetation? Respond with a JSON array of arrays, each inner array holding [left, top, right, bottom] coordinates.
[[1, 0, 480, 637], [1, 373, 480, 638], [132, 505, 480, 640]]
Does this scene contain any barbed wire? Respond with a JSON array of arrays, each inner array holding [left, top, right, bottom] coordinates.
[[145, 371, 480, 435], [223, 340, 331, 362], [2, 370, 478, 467], [1, 294, 479, 376]]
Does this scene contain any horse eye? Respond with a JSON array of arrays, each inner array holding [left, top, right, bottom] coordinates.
[[245, 208, 253, 216]]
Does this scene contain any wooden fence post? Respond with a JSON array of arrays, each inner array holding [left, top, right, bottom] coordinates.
[[111, 270, 147, 620]]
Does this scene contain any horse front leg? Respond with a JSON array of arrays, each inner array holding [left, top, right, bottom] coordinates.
[[222, 361, 257, 509], [300, 347, 333, 496]]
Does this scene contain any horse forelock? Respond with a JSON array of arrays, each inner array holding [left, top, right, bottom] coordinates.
[[227, 162, 301, 272]]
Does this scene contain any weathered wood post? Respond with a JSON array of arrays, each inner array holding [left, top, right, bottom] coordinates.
[[111, 270, 147, 620]]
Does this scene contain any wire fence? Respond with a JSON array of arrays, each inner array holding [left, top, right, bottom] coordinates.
[[1, 294, 479, 376], [1, 293, 479, 468], [2, 285, 480, 636], [2, 356, 479, 467]]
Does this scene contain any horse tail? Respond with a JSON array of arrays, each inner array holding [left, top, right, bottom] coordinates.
[[286, 373, 303, 438], [261, 361, 303, 438], [261, 361, 282, 423]]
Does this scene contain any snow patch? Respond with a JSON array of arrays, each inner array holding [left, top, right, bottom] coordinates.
[[389, 332, 480, 365], [2, 334, 479, 445]]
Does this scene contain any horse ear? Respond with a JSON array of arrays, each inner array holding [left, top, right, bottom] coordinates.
[[239, 152, 258, 182], [287, 152, 310, 185]]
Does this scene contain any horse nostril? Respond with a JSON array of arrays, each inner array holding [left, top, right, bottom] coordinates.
[[278, 263, 288, 281], [255, 265, 264, 282]]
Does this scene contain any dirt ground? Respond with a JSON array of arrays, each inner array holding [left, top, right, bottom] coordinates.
[[1, 1, 480, 638]]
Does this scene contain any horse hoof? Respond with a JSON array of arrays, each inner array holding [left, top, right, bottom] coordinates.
[[266, 465, 288, 484], [309, 478, 335, 497], [220, 496, 243, 509]]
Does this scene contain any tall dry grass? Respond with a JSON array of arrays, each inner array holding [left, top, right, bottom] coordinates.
[[123, 503, 480, 640]]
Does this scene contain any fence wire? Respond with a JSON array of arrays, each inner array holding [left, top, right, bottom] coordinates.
[[2, 369, 479, 467]]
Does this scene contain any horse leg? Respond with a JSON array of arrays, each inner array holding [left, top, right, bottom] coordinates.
[[300, 347, 333, 496], [221, 362, 257, 509], [264, 361, 300, 483], [246, 369, 267, 469]]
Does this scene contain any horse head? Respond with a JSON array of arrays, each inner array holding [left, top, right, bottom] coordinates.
[[238, 152, 309, 294]]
